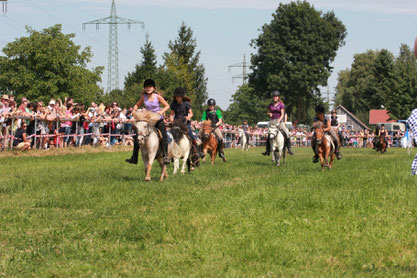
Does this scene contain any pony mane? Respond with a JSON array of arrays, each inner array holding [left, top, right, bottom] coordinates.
[[133, 109, 161, 125], [203, 120, 212, 126], [313, 121, 324, 129], [169, 119, 189, 142], [269, 119, 279, 127]]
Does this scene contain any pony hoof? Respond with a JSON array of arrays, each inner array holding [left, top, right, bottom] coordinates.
[[145, 178, 150, 182]]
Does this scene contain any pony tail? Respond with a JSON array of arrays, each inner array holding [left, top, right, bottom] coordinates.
[[184, 96, 192, 103]]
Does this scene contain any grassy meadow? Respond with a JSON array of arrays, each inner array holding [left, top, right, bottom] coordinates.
[[1, 146, 417, 277]]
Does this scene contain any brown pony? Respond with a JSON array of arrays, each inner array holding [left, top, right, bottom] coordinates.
[[313, 122, 336, 171], [201, 120, 218, 165], [377, 134, 388, 153]]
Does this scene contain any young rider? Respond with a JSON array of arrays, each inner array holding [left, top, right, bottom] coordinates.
[[201, 98, 226, 162], [330, 109, 343, 146], [126, 79, 171, 165], [378, 124, 389, 146], [262, 90, 293, 156], [312, 104, 342, 163], [169, 87, 202, 155]]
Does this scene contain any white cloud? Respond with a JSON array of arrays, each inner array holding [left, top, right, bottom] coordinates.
[[66, 0, 417, 14]]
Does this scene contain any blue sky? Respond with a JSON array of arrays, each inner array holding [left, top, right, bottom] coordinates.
[[1, 0, 417, 109]]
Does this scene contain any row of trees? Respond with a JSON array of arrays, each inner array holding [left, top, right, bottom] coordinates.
[[225, 1, 346, 125], [334, 44, 417, 122], [0, 23, 208, 118]]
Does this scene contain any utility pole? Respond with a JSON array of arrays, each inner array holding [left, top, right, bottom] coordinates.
[[1, 0, 7, 14], [83, 0, 144, 93], [228, 53, 249, 85]]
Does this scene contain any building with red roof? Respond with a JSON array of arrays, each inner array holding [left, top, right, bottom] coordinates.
[[369, 110, 395, 125]]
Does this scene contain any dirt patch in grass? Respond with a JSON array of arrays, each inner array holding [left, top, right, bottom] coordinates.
[[0, 145, 131, 158]]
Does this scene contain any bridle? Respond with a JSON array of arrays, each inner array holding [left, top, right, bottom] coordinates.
[[136, 121, 154, 142], [202, 123, 213, 140]]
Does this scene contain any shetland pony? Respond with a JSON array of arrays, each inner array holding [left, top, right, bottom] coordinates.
[[313, 122, 335, 171], [201, 120, 218, 165], [267, 119, 285, 166], [238, 128, 249, 151]]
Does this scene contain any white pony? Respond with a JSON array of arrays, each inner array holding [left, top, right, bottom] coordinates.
[[168, 121, 194, 174], [267, 119, 286, 166], [134, 110, 167, 182], [238, 128, 249, 151]]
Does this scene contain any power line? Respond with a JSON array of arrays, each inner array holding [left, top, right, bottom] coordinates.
[[21, 0, 139, 71], [228, 53, 249, 85], [0, 15, 26, 33], [83, 0, 144, 93]]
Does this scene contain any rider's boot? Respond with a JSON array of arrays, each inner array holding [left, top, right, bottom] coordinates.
[[217, 139, 226, 162], [162, 140, 170, 165], [262, 139, 271, 156], [334, 141, 343, 160], [125, 136, 139, 164], [192, 139, 204, 158], [285, 136, 294, 155]]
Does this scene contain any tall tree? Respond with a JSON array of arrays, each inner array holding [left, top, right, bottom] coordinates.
[[224, 84, 269, 125], [334, 50, 379, 114], [124, 34, 158, 89], [386, 44, 417, 120], [249, 1, 346, 122], [0, 25, 103, 104], [163, 22, 208, 119]]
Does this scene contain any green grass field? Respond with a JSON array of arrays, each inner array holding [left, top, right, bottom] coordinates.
[[1, 147, 417, 277]]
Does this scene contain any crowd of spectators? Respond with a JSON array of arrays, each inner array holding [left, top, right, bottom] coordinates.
[[0, 93, 405, 151]]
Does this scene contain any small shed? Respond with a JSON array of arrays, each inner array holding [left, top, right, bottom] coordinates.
[[332, 105, 370, 131]]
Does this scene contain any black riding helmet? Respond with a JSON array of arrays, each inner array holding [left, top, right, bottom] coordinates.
[[173, 87, 185, 97], [143, 79, 156, 88], [315, 104, 325, 114], [271, 90, 280, 97], [207, 98, 216, 106]]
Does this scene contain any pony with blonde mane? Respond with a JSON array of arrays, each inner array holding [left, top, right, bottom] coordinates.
[[133, 110, 167, 181]]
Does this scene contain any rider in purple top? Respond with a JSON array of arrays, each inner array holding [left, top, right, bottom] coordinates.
[[262, 90, 293, 156], [268, 101, 285, 120], [125, 79, 171, 165]]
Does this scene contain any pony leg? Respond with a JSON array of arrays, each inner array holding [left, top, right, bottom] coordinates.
[[211, 150, 216, 165], [157, 158, 166, 181], [173, 158, 179, 175], [202, 148, 207, 162], [329, 153, 335, 169], [181, 151, 190, 174], [145, 162, 153, 181], [319, 153, 325, 171]]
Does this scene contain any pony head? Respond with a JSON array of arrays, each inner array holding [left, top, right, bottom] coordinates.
[[170, 119, 188, 142], [313, 122, 325, 143], [135, 121, 152, 144], [202, 120, 212, 140]]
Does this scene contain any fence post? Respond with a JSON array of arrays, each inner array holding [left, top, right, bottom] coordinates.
[[10, 118, 14, 150]]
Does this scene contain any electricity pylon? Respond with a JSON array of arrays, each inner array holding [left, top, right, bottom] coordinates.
[[83, 0, 144, 93], [228, 53, 249, 85], [1, 0, 7, 14]]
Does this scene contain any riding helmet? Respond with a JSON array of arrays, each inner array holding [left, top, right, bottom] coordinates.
[[271, 90, 280, 97], [207, 98, 216, 106], [315, 104, 325, 114], [143, 79, 156, 88], [173, 87, 186, 97]]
